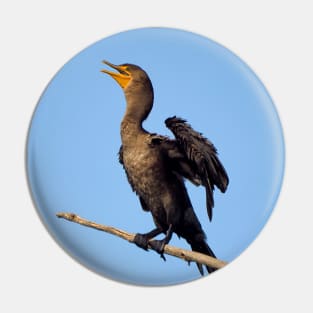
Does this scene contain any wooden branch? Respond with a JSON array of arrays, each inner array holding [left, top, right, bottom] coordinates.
[[56, 212, 228, 270]]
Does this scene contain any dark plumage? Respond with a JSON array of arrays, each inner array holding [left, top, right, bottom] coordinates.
[[101, 61, 229, 275]]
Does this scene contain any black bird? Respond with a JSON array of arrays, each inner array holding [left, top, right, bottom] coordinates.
[[101, 61, 229, 275]]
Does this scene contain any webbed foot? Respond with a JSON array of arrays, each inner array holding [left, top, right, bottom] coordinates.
[[149, 224, 174, 261], [134, 233, 149, 251], [133, 225, 173, 262], [133, 228, 163, 251], [149, 240, 167, 261]]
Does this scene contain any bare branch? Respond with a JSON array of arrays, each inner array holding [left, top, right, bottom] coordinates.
[[56, 212, 228, 270]]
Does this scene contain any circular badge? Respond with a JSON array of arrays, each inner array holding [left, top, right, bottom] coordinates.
[[27, 27, 284, 286]]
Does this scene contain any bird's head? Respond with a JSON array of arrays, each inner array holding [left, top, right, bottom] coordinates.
[[101, 61, 150, 90], [101, 61, 154, 123]]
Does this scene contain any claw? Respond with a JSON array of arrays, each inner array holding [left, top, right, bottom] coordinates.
[[149, 240, 167, 261]]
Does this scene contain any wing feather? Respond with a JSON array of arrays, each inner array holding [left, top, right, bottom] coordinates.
[[165, 116, 229, 221]]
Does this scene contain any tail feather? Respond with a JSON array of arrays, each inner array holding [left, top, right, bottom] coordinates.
[[190, 239, 217, 275], [180, 206, 218, 275]]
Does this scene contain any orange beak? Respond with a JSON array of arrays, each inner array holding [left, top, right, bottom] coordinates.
[[101, 60, 131, 89]]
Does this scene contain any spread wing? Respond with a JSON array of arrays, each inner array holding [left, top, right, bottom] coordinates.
[[165, 116, 229, 221]]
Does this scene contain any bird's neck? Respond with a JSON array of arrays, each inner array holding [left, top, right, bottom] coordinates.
[[120, 82, 154, 144], [120, 118, 145, 145], [120, 103, 151, 143]]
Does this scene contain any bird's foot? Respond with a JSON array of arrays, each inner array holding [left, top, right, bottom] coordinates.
[[133, 233, 149, 251], [149, 240, 166, 261]]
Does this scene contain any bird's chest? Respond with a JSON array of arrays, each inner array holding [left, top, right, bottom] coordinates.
[[122, 143, 165, 197]]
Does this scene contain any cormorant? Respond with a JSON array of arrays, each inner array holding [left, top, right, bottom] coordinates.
[[101, 61, 229, 275]]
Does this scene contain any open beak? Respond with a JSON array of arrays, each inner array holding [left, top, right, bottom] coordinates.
[[101, 60, 131, 89]]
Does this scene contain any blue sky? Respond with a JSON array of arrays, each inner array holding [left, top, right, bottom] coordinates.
[[27, 28, 284, 286]]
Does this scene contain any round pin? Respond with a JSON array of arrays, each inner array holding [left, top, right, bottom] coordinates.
[[27, 27, 285, 286]]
